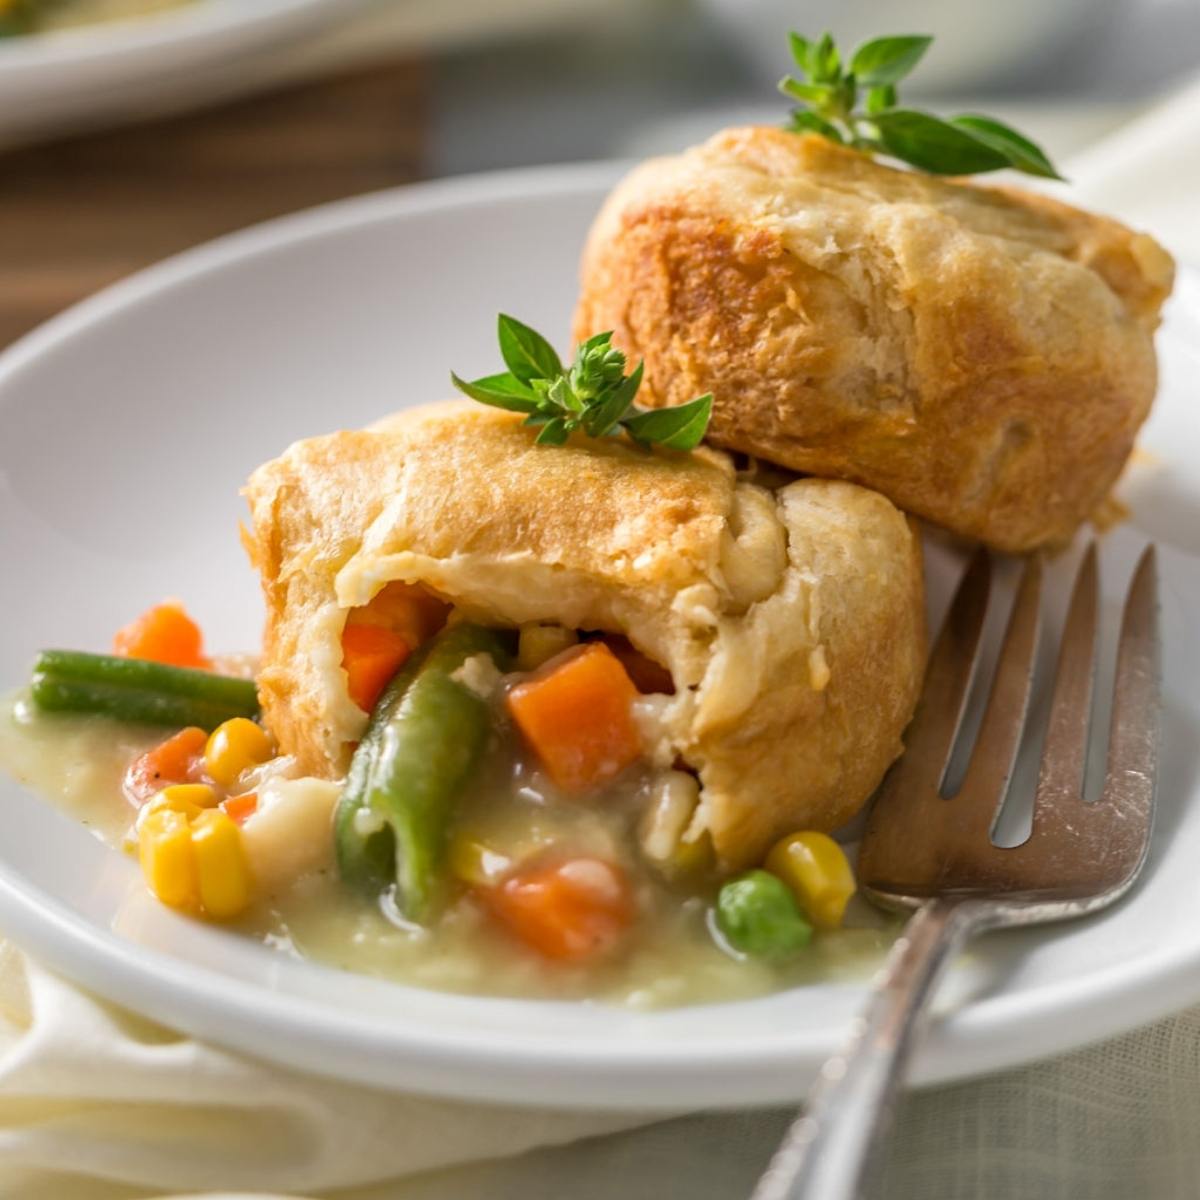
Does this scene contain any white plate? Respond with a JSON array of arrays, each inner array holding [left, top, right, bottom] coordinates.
[[0, 165, 1197, 1111], [0, 0, 350, 145], [0, 0, 634, 149]]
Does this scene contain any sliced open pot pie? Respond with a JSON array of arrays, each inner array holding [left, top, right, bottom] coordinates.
[[574, 127, 1176, 553], [241, 400, 926, 874], [6, 392, 926, 997]]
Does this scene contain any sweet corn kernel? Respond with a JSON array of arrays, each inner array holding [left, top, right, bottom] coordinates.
[[138, 808, 201, 913], [205, 718, 274, 788], [137, 783, 218, 830], [448, 833, 513, 887], [135, 788, 253, 921], [160, 783, 219, 809], [765, 831, 856, 931], [516, 624, 578, 672], [191, 809, 253, 920]]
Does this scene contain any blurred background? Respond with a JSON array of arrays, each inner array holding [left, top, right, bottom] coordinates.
[[2, 0, 1199, 349]]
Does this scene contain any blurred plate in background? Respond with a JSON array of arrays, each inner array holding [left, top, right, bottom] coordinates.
[[0, 0, 350, 144], [0, 0, 632, 148]]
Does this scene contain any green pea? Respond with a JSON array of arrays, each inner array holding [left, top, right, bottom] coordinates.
[[715, 870, 814, 960]]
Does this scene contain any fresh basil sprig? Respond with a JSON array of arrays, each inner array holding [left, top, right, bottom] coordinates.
[[451, 315, 713, 451], [780, 32, 1063, 180]]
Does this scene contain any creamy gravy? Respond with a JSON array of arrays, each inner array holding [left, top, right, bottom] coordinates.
[[0, 691, 896, 1006]]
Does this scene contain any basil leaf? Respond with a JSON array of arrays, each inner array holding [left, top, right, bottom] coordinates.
[[624, 394, 714, 452], [873, 109, 1009, 175], [779, 77, 831, 106], [545, 374, 582, 414], [497, 313, 564, 386], [775, 32, 1062, 182], [788, 31, 814, 74], [458, 312, 711, 455], [850, 35, 932, 87], [787, 110, 844, 143], [583, 361, 643, 438], [865, 84, 896, 116], [450, 371, 538, 413], [570, 332, 627, 400], [535, 417, 571, 446], [949, 115, 1064, 180], [579, 330, 615, 356], [811, 32, 840, 83]]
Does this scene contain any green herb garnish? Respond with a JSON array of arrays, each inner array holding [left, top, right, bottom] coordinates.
[[451, 315, 713, 451], [780, 32, 1062, 180]]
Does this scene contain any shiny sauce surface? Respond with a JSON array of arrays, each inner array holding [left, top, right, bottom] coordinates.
[[0, 692, 895, 1007]]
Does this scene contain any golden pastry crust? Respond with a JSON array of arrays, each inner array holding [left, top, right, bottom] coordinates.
[[242, 401, 926, 869], [574, 127, 1175, 553]]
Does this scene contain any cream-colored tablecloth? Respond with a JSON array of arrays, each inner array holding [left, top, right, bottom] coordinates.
[[3, 75, 1198, 1200]]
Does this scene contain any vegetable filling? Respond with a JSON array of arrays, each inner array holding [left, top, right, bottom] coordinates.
[[21, 595, 863, 981]]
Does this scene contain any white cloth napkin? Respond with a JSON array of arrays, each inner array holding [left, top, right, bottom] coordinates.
[[0, 946, 641, 1198], [6, 937, 1200, 1200], [3, 73, 1198, 1200]]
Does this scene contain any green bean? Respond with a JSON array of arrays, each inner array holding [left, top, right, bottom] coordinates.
[[29, 650, 260, 730], [335, 623, 511, 922], [715, 870, 813, 960]]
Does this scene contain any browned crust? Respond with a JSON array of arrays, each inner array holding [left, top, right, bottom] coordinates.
[[574, 127, 1175, 552], [242, 402, 927, 867]]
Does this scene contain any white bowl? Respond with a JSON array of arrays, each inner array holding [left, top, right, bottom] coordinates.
[[0, 165, 1198, 1107], [0, 0, 356, 145]]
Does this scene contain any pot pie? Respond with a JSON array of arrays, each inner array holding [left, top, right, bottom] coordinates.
[[242, 401, 925, 877], [574, 127, 1176, 553]]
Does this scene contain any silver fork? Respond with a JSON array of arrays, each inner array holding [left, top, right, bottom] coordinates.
[[750, 543, 1161, 1200]]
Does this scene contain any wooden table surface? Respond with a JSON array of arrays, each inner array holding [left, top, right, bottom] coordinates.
[[0, 59, 428, 350]]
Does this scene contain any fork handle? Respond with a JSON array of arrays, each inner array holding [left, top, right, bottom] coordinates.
[[751, 897, 997, 1200]]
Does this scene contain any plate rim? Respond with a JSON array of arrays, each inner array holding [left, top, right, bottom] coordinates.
[[0, 162, 1196, 1109], [0, 0, 347, 74]]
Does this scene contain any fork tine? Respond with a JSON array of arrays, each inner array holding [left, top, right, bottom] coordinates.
[[1100, 545, 1161, 822], [953, 555, 1042, 836], [876, 548, 992, 805], [1034, 543, 1099, 813]]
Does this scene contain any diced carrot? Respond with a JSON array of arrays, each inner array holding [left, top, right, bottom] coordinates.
[[341, 623, 412, 713], [220, 792, 258, 825], [113, 602, 209, 669], [479, 857, 635, 962], [350, 582, 449, 646], [597, 634, 675, 695], [506, 643, 642, 793], [339, 583, 449, 713], [124, 726, 208, 805]]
